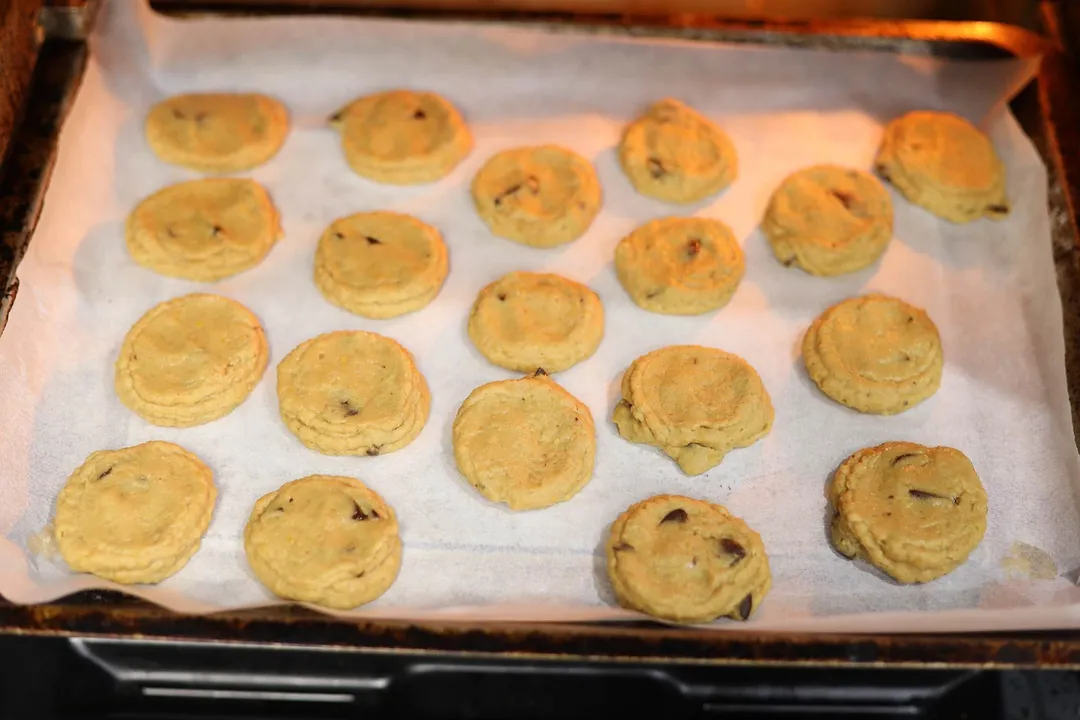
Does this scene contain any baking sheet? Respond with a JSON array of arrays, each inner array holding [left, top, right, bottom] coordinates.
[[1, 0, 1079, 633]]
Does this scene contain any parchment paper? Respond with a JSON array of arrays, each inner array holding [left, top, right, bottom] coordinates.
[[2, 0, 1079, 632]]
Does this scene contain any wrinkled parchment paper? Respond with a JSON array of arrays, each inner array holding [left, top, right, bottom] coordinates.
[[2, 0, 1080, 632]]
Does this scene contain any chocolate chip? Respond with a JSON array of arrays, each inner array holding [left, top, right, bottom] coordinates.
[[365, 236, 382, 245], [493, 183, 523, 206], [171, 109, 185, 120], [719, 538, 746, 563], [96, 467, 113, 480], [356, 571, 366, 578], [328, 111, 343, 123], [736, 594, 753, 620], [366, 445, 381, 457], [909, 489, 958, 504], [987, 204, 1009, 214], [647, 157, 666, 178], [645, 289, 664, 299], [875, 165, 892, 181], [497, 293, 507, 301], [613, 542, 634, 552], [351, 503, 380, 521], [340, 399, 360, 417], [166, 227, 178, 239], [782, 257, 796, 267], [211, 225, 222, 236], [830, 189, 855, 209], [659, 508, 688, 525], [534, 367, 548, 377], [413, 109, 427, 120], [892, 453, 918, 466], [686, 238, 701, 257], [333, 231, 345, 240]]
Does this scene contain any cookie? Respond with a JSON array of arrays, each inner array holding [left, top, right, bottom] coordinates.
[[761, 165, 893, 276], [146, 93, 288, 173], [330, 90, 472, 185], [613, 346, 773, 475], [803, 294, 942, 415], [452, 370, 596, 511], [471, 145, 601, 248], [115, 294, 269, 428], [244, 475, 401, 609], [615, 216, 745, 315], [126, 178, 282, 282], [468, 271, 604, 373], [53, 441, 216, 584], [618, 98, 737, 205], [875, 111, 1009, 223], [277, 331, 430, 456], [828, 442, 987, 583], [606, 494, 771, 623], [314, 211, 449, 319]]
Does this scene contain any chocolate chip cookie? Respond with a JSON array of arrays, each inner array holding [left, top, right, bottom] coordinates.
[[803, 294, 943, 414], [471, 145, 602, 248], [615, 216, 745, 315], [146, 93, 289, 173], [467, 271, 604, 373], [875, 111, 1009, 223], [607, 494, 771, 623], [314, 211, 449, 319], [762, 165, 893, 276], [277, 331, 430, 456], [828, 442, 988, 583], [115, 294, 269, 427], [330, 90, 472, 184], [453, 371, 596, 511], [244, 474, 401, 609], [54, 441, 217, 584], [618, 99, 738, 204], [613, 345, 774, 475], [126, 178, 282, 282]]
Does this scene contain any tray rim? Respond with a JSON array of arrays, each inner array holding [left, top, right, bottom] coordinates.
[[3, 2, 1080, 668]]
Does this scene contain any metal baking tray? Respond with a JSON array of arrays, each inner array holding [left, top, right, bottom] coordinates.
[[3, 0, 1080, 689]]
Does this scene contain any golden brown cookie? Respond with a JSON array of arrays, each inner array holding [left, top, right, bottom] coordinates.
[[803, 294, 943, 415], [761, 165, 893, 276], [607, 494, 771, 623], [615, 216, 745, 315], [314, 211, 449, 319], [452, 370, 596, 511], [54, 441, 217, 584], [115, 294, 269, 428], [828, 442, 988, 583], [613, 346, 773, 475], [875, 111, 1009, 223], [244, 475, 401, 609], [146, 93, 289, 173], [618, 99, 738, 205], [277, 331, 430, 456], [471, 145, 602, 248], [330, 90, 472, 184], [467, 271, 604, 373], [126, 178, 282, 282]]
